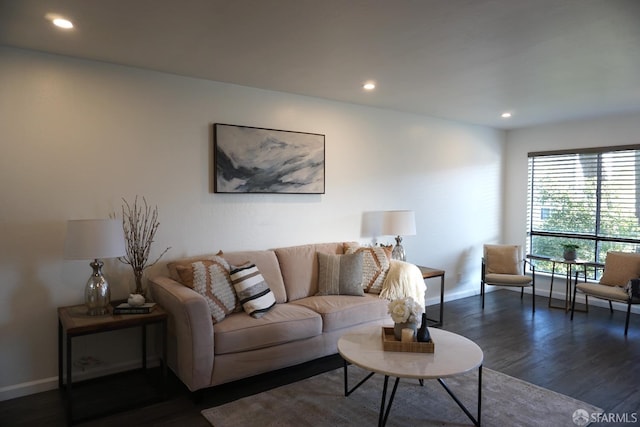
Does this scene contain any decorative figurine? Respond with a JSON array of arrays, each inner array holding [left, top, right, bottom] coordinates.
[[127, 293, 146, 306]]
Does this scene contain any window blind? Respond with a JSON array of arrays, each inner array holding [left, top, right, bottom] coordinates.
[[527, 146, 640, 266]]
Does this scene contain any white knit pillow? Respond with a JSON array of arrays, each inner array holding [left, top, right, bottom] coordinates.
[[190, 257, 238, 324], [345, 246, 391, 294]]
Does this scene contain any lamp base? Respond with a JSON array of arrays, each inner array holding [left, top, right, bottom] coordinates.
[[85, 259, 111, 316], [392, 236, 406, 261], [86, 304, 109, 316]]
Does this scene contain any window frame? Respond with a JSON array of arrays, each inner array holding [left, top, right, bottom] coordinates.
[[527, 144, 640, 276]]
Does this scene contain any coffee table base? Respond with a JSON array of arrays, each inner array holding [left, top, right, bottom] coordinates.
[[343, 360, 482, 427]]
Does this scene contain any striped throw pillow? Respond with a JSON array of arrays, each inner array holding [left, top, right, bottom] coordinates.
[[316, 252, 364, 296], [230, 264, 276, 318]]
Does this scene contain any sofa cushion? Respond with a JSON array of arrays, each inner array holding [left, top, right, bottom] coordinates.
[[344, 245, 391, 294], [222, 250, 287, 303], [230, 264, 276, 318], [274, 242, 347, 301], [213, 304, 322, 354], [290, 293, 389, 332], [316, 252, 364, 296], [189, 258, 238, 324]]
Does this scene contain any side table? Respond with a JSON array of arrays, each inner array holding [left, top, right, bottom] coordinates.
[[548, 258, 588, 312], [58, 303, 168, 424], [417, 266, 445, 327]]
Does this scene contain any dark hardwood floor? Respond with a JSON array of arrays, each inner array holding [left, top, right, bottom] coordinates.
[[2, 290, 638, 426]]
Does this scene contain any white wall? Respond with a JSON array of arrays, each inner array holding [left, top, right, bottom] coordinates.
[[504, 112, 640, 304], [0, 47, 505, 399]]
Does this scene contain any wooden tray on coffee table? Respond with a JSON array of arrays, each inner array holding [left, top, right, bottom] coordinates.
[[381, 327, 434, 353]]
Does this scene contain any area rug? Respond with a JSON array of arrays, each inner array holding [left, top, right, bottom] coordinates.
[[202, 366, 602, 426]]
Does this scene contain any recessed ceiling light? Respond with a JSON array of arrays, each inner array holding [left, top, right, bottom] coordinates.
[[363, 82, 376, 91], [46, 13, 74, 29], [501, 112, 512, 118], [53, 18, 73, 29]]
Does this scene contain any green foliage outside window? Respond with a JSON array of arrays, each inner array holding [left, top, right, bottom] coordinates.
[[527, 148, 640, 278]]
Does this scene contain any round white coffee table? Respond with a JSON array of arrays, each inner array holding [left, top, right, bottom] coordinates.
[[338, 325, 483, 427]]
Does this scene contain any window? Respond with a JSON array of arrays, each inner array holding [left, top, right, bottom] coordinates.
[[527, 145, 640, 275]]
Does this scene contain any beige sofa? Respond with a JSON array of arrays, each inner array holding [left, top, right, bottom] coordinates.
[[149, 242, 404, 393]]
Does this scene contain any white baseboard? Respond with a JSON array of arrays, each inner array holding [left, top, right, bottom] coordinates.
[[0, 357, 161, 402], [426, 288, 477, 306], [0, 376, 60, 402]]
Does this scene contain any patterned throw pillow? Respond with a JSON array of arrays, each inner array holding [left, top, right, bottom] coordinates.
[[168, 250, 226, 286], [316, 252, 364, 296], [230, 264, 276, 318], [345, 246, 391, 294], [189, 257, 238, 324]]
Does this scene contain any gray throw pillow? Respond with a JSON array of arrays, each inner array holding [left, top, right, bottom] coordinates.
[[316, 252, 364, 296]]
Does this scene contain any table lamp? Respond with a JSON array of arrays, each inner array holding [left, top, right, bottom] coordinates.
[[360, 211, 384, 245], [64, 219, 126, 315], [382, 210, 416, 261]]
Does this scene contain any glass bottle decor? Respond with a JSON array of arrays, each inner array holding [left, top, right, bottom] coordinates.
[[416, 312, 431, 342]]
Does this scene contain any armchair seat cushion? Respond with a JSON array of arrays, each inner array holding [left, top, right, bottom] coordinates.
[[577, 282, 629, 302], [484, 273, 532, 286]]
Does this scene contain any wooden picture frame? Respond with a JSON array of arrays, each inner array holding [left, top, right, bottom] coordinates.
[[213, 123, 325, 194]]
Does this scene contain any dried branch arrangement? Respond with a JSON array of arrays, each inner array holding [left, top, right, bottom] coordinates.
[[118, 196, 171, 294]]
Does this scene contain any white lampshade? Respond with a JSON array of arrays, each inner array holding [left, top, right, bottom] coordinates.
[[382, 210, 416, 237], [361, 211, 384, 238], [64, 219, 126, 260]]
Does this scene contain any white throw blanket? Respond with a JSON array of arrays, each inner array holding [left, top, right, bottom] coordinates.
[[379, 260, 427, 312]]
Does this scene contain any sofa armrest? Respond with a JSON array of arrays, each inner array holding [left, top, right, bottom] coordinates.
[[149, 276, 214, 392]]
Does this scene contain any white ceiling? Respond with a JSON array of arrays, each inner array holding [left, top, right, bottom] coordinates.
[[1, 0, 640, 129]]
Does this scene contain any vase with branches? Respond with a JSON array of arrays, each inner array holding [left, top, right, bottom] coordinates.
[[117, 196, 170, 296]]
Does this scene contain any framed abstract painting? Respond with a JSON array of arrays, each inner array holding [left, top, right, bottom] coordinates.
[[213, 123, 325, 194]]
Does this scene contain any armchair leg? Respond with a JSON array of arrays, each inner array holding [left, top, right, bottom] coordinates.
[[481, 282, 485, 309], [520, 287, 524, 300], [609, 301, 614, 313], [532, 282, 535, 312], [625, 301, 632, 336]]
